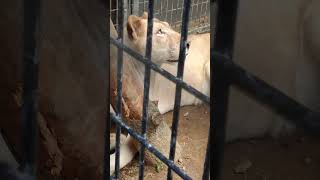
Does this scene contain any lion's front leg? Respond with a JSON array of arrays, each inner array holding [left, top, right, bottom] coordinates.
[[110, 134, 137, 175]]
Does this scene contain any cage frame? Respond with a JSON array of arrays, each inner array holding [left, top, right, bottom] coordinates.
[[18, 0, 320, 180]]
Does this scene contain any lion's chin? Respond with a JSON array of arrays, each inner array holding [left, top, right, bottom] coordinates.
[[166, 52, 189, 63]]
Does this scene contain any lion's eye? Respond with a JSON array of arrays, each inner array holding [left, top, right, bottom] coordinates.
[[157, 29, 165, 34]]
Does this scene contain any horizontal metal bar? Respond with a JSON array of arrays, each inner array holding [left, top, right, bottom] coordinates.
[[213, 51, 320, 136], [110, 113, 192, 180], [110, 37, 210, 104]]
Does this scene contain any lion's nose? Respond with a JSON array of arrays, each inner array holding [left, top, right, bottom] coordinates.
[[185, 41, 191, 56], [186, 41, 190, 49]]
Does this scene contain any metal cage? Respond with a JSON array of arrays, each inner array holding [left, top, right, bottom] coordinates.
[[109, 0, 210, 179], [15, 0, 320, 180], [110, 0, 210, 34]]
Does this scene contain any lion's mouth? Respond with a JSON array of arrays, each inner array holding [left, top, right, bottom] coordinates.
[[166, 51, 189, 63], [166, 59, 178, 63]]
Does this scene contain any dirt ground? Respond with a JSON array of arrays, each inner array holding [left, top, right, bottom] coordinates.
[[2, 104, 319, 180], [4, 104, 316, 180], [118, 105, 320, 180]]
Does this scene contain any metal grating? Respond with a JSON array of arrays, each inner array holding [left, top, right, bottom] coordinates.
[[110, 0, 210, 34], [12, 0, 320, 180], [109, 0, 210, 179]]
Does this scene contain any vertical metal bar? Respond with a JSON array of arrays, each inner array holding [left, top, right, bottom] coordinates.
[[116, 0, 119, 30], [128, 0, 131, 14], [104, 0, 111, 179], [206, 1, 210, 23], [124, 0, 128, 23], [178, 0, 182, 23], [143, 0, 145, 12], [204, 1, 208, 18], [173, 0, 178, 26], [170, 0, 174, 25], [165, 0, 169, 21], [211, 0, 239, 180], [198, 0, 203, 24], [159, 1, 163, 19], [166, 0, 191, 179], [114, 0, 125, 178], [201, 4, 213, 179], [195, 0, 200, 22], [21, 0, 40, 178], [200, 0, 205, 27], [153, 1, 157, 17], [190, 0, 194, 22], [139, 0, 142, 14], [202, 128, 210, 180], [138, 0, 154, 179], [133, 0, 139, 15]]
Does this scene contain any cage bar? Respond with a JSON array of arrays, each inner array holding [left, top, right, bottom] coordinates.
[[138, 0, 155, 179], [18, 0, 320, 179], [114, 0, 125, 178], [166, 0, 191, 179], [21, 0, 41, 178], [211, 1, 239, 180], [104, 0, 111, 178], [213, 52, 320, 136], [202, 128, 210, 180]]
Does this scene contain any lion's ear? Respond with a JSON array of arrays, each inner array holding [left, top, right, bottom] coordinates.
[[127, 15, 141, 40], [141, 11, 148, 19], [162, 21, 169, 26]]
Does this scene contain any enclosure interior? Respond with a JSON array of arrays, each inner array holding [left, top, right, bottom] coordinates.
[[109, 0, 212, 179]]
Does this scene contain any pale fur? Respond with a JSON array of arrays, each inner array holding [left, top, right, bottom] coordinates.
[[109, 134, 135, 175], [149, 33, 210, 114]]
